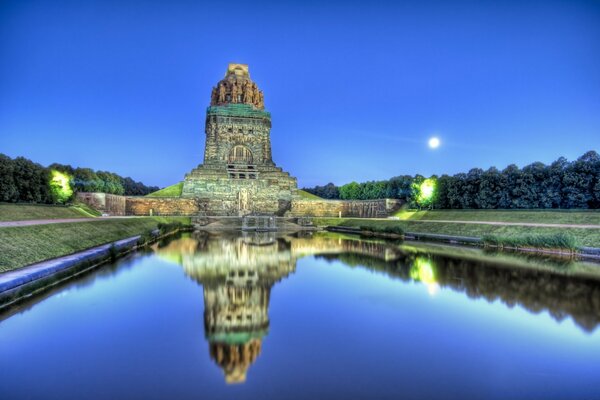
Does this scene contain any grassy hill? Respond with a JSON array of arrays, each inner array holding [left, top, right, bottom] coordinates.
[[314, 217, 600, 248], [146, 182, 183, 197], [0, 203, 99, 221], [0, 216, 190, 272], [297, 190, 322, 200]]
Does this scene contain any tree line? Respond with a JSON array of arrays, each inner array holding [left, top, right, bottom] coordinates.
[[303, 151, 600, 209], [0, 154, 160, 204]]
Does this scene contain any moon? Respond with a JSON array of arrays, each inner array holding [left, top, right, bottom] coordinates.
[[428, 137, 440, 149]]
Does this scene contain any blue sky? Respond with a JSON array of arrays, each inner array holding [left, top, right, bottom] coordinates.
[[1, 0, 599, 188]]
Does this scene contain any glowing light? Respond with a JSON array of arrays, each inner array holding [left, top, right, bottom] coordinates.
[[428, 137, 440, 149], [410, 257, 440, 296], [419, 179, 435, 201], [412, 177, 437, 209], [50, 170, 73, 204]]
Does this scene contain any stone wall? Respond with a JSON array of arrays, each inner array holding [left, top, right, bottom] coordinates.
[[183, 174, 297, 216], [76, 192, 402, 218], [75, 192, 126, 215], [77, 193, 199, 216], [287, 198, 402, 218], [126, 197, 200, 216]]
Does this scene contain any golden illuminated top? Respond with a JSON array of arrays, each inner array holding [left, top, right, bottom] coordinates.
[[210, 63, 264, 109]]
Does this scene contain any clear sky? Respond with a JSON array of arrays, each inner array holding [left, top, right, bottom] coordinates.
[[1, 0, 599, 188]]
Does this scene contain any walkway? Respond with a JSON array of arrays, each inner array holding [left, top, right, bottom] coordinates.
[[402, 219, 600, 229], [2, 216, 600, 229], [0, 216, 136, 228]]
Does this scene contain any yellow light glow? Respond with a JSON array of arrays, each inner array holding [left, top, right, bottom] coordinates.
[[410, 257, 440, 296], [420, 179, 435, 200], [50, 170, 73, 204]]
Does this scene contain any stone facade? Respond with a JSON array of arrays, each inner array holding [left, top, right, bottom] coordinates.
[[182, 63, 298, 216], [76, 191, 403, 218], [126, 197, 200, 216], [76, 193, 201, 216], [288, 198, 403, 218], [75, 192, 126, 215]]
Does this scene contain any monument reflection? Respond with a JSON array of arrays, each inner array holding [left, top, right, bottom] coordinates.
[[153, 231, 600, 383], [154, 232, 296, 383]]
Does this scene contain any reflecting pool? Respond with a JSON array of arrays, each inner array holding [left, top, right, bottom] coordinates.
[[1, 231, 600, 399]]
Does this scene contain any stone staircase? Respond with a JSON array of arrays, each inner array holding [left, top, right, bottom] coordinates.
[[191, 216, 316, 231]]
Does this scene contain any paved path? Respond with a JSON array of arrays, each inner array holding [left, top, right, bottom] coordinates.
[[0, 216, 137, 228], [403, 219, 600, 229], [0, 218, 97, 227], [2, 216, 600, 229]]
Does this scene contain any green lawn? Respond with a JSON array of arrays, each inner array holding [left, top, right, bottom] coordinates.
[[0, 203, 94, 222], [314, 217, 600, 248], [297, 190, 322, 200], [0, 217, 190, 272], [393, 209, 600, 225], [146, 182, 183, 197]]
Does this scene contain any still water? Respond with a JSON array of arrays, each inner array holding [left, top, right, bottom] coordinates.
[[1, 231, 600, 399]]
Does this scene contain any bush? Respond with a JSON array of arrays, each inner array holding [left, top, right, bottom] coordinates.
[[358, 224, 403, 236], [137, 230, 157, 246]]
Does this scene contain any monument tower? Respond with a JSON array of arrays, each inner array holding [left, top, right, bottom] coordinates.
[[182, 63, 298, 215]]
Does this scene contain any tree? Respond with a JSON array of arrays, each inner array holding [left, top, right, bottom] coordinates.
[[339, 182, 361, 200], [562, 152, 598, 208], [476, 167, 502, 209], [385, 175, 413, 201], [12, 157, 52, 203], [97, 171, 125, 195], [541, 157, 566, 208], [73, 168, 102, 192], [0, 154, 18, 202], [446, 173, 466, 208], [49, 170, 74, 204], [432, 174, 451, 209], [412, 176, 437, 209], [462, 168, 483, 208]]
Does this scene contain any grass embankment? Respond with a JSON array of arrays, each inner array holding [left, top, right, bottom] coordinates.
[[481, 233, 577, 250], [297, 190, 322, 200], [314, 217, 600, 249], [0, 203, 98, 221], [393, 209, 600, 225], [146, 182, 183, 197], [0, 217, 191, 272]]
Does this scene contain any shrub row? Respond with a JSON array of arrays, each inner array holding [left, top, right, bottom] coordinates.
[[137, 222, 193, 246], [359, 225, 404, 235]]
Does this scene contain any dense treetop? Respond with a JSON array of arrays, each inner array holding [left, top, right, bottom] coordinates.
[[0, 154, 159, 204], [304, 151, 600, 209]]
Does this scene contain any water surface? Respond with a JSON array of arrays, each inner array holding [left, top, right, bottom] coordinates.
[[1, 231, 599, 399]]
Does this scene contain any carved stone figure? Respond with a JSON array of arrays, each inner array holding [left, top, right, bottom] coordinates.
[[211, 87, 218, 105], [252, 84, 259, 106], [257, 91, 264, 108], [218, 83, 226, 104], [238, 188, 250, 214], [231, 82, 240, 103], [244, 81, 254, 104]]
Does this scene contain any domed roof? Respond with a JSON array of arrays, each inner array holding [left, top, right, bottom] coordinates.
[[210, 63, 264, 109]]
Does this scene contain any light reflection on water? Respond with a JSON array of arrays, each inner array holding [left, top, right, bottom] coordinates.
[[1, 231, 599, 399]]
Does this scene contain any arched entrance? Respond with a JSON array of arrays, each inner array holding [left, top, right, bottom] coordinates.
[[228, 145, 253, 164]]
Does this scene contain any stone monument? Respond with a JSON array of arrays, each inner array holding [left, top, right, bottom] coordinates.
[[182, 63, 298, 216]]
